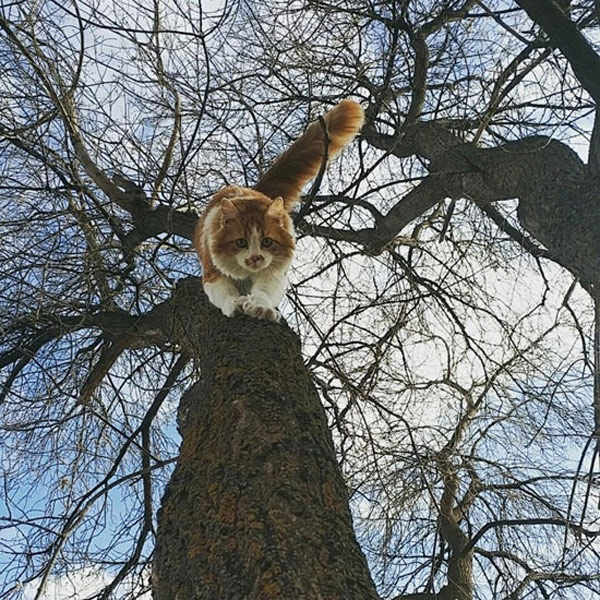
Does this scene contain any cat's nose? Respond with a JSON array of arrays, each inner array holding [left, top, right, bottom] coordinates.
[[245, 254, 264, 266]]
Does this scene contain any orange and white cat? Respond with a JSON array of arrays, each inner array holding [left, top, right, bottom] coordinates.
[[194, 99, 364, 321]]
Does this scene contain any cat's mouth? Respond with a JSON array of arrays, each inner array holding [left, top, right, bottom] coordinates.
[[244, 262, 268, 272]]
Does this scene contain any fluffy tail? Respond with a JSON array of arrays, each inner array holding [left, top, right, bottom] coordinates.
[[254, 99, 364, 208]]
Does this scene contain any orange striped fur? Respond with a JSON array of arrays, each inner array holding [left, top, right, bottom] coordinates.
[[254, 99, 364, 208]]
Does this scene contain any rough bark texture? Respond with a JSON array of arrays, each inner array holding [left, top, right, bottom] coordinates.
[[153, 278, 380, 600], [439, 136, 600, 293], [365, 123, 600, 293]]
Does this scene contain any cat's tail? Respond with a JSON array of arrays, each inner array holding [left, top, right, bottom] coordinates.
[[254, 99, 364, 209]]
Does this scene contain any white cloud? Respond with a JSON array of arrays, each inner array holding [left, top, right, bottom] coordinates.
[[22, 568, 151, 600]]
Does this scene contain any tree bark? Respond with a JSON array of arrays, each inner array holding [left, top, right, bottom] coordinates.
[[365, 123, 600, 293], [153, 278, 380, 600]]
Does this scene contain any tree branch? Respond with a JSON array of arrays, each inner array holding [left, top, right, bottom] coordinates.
[[515, 0, 600, 103], [466, 517, 599, 553]]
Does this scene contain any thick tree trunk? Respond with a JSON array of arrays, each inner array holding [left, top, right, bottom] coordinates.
[[153, 278, 380, 600]]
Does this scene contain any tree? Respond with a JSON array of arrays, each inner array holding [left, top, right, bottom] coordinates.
[[1, 0, 599, 599]]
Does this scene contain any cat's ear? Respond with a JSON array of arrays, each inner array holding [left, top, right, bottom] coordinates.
[[220, 198, 240, 224], [266, 196, 285, 218]]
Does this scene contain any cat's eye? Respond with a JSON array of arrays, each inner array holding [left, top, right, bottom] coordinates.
[[261, 237, 273, 248], [235, 238, 248, 248]]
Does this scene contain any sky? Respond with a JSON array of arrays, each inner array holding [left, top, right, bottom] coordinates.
[[1, 0, 599, 598]]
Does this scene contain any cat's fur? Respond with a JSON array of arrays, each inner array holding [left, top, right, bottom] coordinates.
[[194, 99, 364, 321]]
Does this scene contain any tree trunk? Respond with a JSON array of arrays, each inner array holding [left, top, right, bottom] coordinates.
[[153, 278, 380, 600]]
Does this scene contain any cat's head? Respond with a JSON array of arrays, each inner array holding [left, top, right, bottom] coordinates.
[[208, 187, 296, 279]]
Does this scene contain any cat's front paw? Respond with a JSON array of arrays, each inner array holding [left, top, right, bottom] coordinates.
[[220, 296, 245, 318], [240, 295, 280, 322]]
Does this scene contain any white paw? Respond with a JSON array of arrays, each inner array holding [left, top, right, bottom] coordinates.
[[220, 296, 245, 318], [240, 295, 280, 322]]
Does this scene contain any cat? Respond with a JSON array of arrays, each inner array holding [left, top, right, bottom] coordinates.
[[193, 99, 365, 321]]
